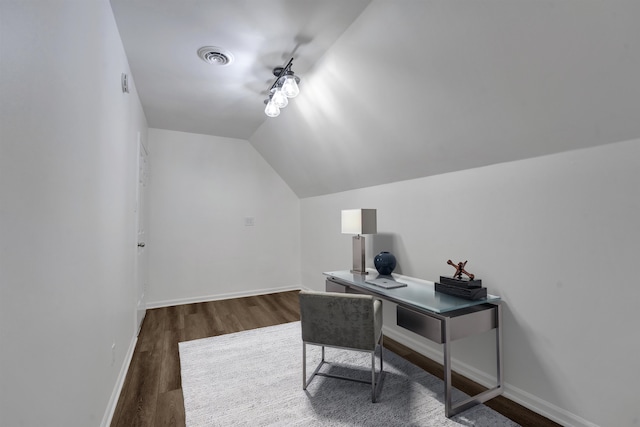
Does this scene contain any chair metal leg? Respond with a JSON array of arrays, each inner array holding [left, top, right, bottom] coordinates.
[[371, 334, 384, 402], [303, 343, 328, 390], [380, 334, 384, 373], [302, 342, 307, 390], [303, 341, 384, 402], [371, 351, 376, 402]]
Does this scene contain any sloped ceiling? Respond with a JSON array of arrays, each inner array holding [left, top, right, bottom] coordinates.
[[250, 1, 640, 198], [112, 1, 640, 199]]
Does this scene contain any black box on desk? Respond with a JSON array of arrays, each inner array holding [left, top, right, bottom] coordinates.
[[439, 276, 483, 288], [435, 282, 487, 300]]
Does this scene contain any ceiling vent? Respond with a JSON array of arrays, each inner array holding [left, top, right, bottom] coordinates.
[[197, 46, 234, 66]]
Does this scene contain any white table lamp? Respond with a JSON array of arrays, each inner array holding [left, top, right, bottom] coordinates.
[[341, 209, 377, 274]]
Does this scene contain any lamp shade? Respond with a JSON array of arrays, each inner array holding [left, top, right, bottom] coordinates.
[[281, 74, 300, 98], [341, 209, 377, 235], [271, 87, 288, 108], [264, 100, 280, 117]]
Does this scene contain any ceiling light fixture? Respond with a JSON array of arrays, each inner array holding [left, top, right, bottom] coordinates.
[[264, 57, 300, 118]]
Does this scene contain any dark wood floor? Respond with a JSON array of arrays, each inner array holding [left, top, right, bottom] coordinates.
[[111, 290, 559, 427]]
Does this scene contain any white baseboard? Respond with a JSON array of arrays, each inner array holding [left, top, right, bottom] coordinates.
[[383, 327, 597, 427], [101, 335, 138, 427], [501, 382, 600, 427], [145, 285, 302, 309]]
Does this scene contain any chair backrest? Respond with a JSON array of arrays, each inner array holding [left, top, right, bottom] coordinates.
[[299, 290, 382, 351]]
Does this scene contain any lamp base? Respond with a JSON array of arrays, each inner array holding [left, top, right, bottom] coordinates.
[[350, 269, 369, 275], [351, 235, 368, 274]]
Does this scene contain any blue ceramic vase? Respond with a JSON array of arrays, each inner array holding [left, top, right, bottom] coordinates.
[[374, 251, 397, 275]]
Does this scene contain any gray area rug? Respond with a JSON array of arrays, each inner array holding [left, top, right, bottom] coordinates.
[[179, 321, 519, 426]]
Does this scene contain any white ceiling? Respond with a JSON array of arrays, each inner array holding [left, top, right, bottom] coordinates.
[[111, 1, 640, 198], [110, 0, 372, 140]]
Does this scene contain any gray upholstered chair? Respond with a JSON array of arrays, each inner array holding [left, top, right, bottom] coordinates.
[[299, 290, 384, 402]]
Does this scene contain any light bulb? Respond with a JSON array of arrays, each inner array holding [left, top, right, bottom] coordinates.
[[281, 75, 300, 98], [272, 87, 288, 108], [264, 100, 280, 117]]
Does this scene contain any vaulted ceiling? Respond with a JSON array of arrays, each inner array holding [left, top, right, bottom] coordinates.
[[110, 0, 372, 139], [111, 1, 640, 198]]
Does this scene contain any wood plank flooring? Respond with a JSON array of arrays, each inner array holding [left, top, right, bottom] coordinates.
[[110, 290, 559, 427]]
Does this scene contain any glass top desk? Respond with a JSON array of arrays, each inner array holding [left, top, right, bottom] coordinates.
[[324, 270, 503, 418]]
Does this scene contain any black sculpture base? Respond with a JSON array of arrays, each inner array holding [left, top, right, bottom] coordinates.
[[439, 276, 483, 288], [435, 282, 487, 300]]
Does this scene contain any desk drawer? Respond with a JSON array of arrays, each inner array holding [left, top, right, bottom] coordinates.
[[397, 306, 443, 343], [398, 305, 497, 343], [325, 279, 368, 295], [326, 279, 347, 293]]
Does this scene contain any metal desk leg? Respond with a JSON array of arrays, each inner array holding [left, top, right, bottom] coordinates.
[[445, 303, 504, 418], [444, 316, 453, 417], [496, 303, 503, 390]]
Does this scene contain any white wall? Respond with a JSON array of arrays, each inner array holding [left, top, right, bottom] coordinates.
[[300, 138, 640, 427], [0, 1, 148, 425], [145, 129, 301, 306], [250, 4, 640, 423]]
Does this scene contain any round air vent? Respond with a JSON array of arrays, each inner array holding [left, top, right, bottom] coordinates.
[[197, 46, 234, 66]]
